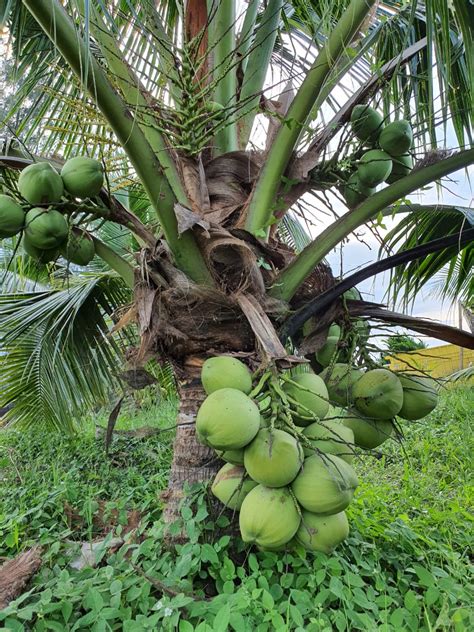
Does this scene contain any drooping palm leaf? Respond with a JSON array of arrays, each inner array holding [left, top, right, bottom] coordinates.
[[383, 205, 474, 308], [0, 275, 132, 430]]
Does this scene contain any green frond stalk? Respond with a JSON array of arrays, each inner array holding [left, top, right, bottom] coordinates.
[[236, 0, 260, 75], [92, 237, 135, 289], [244, 0, 376, 236], [209, 0, 238, 153], [23, 0, 213, 287], [238, 0, 284, 148], [271, 148, 474, 302], [86, 6, 188, 207]]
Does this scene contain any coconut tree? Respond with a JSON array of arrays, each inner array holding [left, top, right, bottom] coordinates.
[[1, 0, 473, 526]]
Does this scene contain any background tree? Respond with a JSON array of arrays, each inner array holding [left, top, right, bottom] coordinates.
[[0, 0, 473, 524], [386, 334, 428, 355]]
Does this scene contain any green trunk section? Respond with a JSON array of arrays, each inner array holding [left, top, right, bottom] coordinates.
[[244, 0, 376, 236], [209, 0, 238, 154], [237, 0, 284, 148], [92, 237, 135, 289], [270, 149, 474, 301], [24, 0, 213, 286]]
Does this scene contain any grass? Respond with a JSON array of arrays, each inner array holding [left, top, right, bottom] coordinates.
[[0, 386, 472, 631]]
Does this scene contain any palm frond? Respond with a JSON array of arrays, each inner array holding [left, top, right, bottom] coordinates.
[[383, 205, 474, 308], [446, 366, 474, 383], [0, 275, 132, 430], [3, 1, 470, 164], [277, 213, 311, 253], [276, 1, 472, 151]]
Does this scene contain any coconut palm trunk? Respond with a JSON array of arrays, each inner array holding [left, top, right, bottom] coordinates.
[[162, 361, 217, 529], [1, 0, 473, 531]]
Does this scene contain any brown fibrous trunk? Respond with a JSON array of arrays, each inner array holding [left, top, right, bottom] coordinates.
[[161, 359, 219, 535]]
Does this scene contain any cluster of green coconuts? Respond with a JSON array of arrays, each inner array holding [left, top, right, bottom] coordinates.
[[196, 322, 439, 554], [344, 105, 414, 209], [0, 157, 104, 264]]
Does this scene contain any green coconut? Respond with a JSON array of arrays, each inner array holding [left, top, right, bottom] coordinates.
[[343, 287, 362, 301], [61, 156, 104, 199], [18, 162, 64, 204], [397, 374, 438, 420], [296, 510, 349, 553], [302, 420, 355, 463], [379, 120, 413, 156], [357, 150, 393, 187], [0, 195, 25, 238], [320, 363, 363, 406], [205, 101, 225, 116], [239, 485, 301, 549], [385, 153, 413, 183], [211, 463, 257, 511], [342, 411, 393, 449], [23, 235, 59, 264], [291, 453, 358, 515], [60, 228, 95, 266], [24, 208, 68, 249], [350, 105, 384, 144], [244, 428, 303, 487], [343, 173, 375, 209], [196, 388, 260, 450], [215, 447, 245, 466], [201, 356, 252, 395], [315, 323, 341, 368], [283, 372, 329, 426], [353, 368, 403, 419]]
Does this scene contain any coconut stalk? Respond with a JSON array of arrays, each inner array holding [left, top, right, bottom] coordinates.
[[91, 237, 135, 289], [244, 0, 377, 236], [22, 0, 213, 286], [271, 148, 474, 302]]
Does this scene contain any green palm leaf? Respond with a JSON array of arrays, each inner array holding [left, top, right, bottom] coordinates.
[[0, 275, 132, 430], [383, 205, 474, 308]]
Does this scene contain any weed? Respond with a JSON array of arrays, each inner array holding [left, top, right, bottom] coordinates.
[[0, 388, 472, 631]]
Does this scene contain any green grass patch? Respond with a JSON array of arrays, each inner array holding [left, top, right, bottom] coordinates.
[[0, 387, 472, 631]]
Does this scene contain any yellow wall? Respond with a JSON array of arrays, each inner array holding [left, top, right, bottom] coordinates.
[[386, 344, 474, 378]]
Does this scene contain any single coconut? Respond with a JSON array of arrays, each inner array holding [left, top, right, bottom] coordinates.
[[196, 388, 260, 450], [201, 356, 252, 395], [239, 485, 301, 549]]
